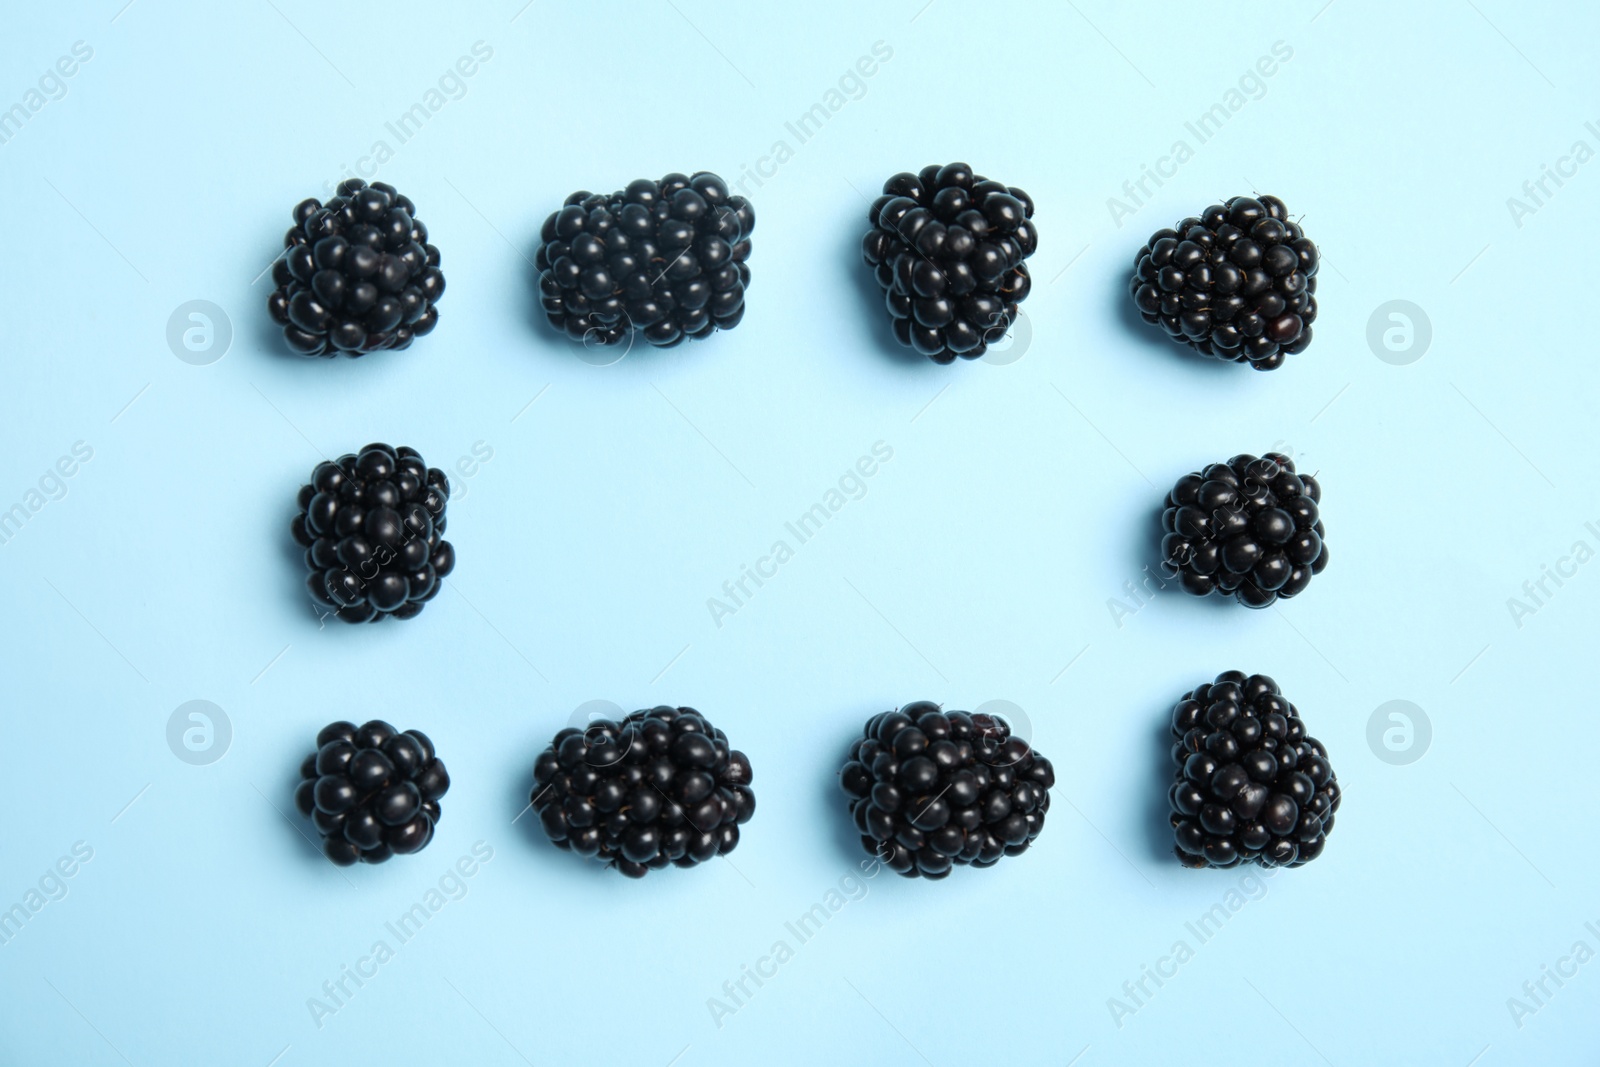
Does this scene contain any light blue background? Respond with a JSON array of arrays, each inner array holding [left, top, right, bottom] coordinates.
[[1, 1, 1596, 1063]]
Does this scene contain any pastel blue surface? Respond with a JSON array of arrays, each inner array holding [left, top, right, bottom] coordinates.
[[1, 1, 1597, 1064]]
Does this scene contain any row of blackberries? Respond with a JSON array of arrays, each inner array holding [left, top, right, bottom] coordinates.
[[298, 678, 1339, 878], [268, 172, 1315, 368]]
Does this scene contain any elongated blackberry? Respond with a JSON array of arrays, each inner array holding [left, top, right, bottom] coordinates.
[[1161, 451, 1328, 608], [268, 180, 444, 357], [1168, 672, 1340, 869], [291, 443, 456, 623], [862, 164, 1038, 363], [295, 720, 449, 866], [1130, 195, 1316, 370], [535, 172, 753, 349], [839, 702, 1053, 878], [531, 706, 755, 878]]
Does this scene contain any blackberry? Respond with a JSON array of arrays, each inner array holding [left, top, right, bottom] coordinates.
[[535, 172, 754, 349], [291, 443, 456, 624], [268, 180, 444, 357], [1161, 451, 1328, 609], [530, 706, 755, 878], [294, 719, 449, 866], [839, 702, 1054, 879], [1167, 672, 1341, 869], [862, 163, 1037, 363], [1130, 195, 1317, 370]]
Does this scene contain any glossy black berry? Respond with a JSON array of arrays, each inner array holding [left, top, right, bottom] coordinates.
[[295, 720, 449, 866], [1130, 195, 1317, 370], [535, 173, 754, 349], [1161, 451, 1328, 608], [531, 706, 755, 878], [268, 180, 444, 357], [291, 443, 455, 623], [862, 164, 1038, 364], [839, 702, 1054, 878], [1167, 672, 1340, 869]]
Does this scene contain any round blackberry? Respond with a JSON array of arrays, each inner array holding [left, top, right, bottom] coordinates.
[[267, 180, 444, 358], [1161, 451, 1328, 609], [839, 702, 1054, 879], [862, 164, 1037, 364], [1167, 672, 1341, 869], [531, 706, 755, 878], [1130, 195, 1317, 370], [291, 442, 456, 624], [535, 172, 754, 349], [294, 719, 449, 866]]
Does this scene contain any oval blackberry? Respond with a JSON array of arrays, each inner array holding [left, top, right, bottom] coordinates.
[[1167, 672, 1341, 869], [862, 163, 1038, 364], [1130, 194, 1317, 370], [291, 442, 456, 624], [535, 172, 754, 350], [294, 719, 449, 866], [839, 702, 1054, 879], [268, 180, 444, 357], [1161, 451, 1328, 608], [530, 705, 755, 878]]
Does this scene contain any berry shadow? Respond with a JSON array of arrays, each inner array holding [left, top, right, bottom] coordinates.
[[841, 222, 930, 367], [818, 749, 868, 867], [272, 754, 345, 873], [1140, 701, 1180, 865], [1110, 249, 1199, 367]]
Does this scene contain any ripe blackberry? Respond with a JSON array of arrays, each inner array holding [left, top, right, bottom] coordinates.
[[1167, 672, 1341, 869], [1130, 195, 1317, 370], [531, 706, 755, 878], [1161, 451, 1328, 609], [294, 720, 449, 866], [291, 443, 456, 623], [535, 172, 754, 349], [839, 702, 1054, 879], [268, 180, 444, 357], [862, 164, 1038, 363]]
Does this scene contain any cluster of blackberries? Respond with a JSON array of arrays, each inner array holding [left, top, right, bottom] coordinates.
[[269, 180, 444, 357], [862, 163, 1038, 363], [296, 720, 450, 866], [530, 706, 756, 878], [536, 172, 754, 349], [1131, 195, 1317, 370], [1160, 451, 1328, 608], [1168, 672, 1340, 869], [839, 702, 1054, 878], [292, 443, 457, 623]]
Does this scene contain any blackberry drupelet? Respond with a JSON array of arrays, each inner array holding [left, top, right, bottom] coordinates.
[[530, 706, 755, 878], [862, 163, 1038, 363], [291, 442, 456, 624], [535, 172, 754, 349], [1167, 672, 1341, 869], [1130, 195, 1317, 370], [295, 720, 450, 866], [1161, 451, 1328, 609], [268, 180, 445, 357], [839, 702, 1054, 879]]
